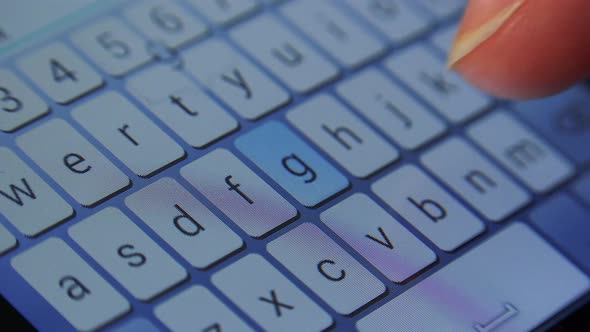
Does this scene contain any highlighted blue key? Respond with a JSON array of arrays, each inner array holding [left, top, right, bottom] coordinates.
[[236, 121, 349, 207]]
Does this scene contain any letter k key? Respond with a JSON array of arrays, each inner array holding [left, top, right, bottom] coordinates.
[[259, 289, 294, 317]]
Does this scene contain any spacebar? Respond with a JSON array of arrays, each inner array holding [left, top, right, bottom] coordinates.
[[358, 223, 590, 332]]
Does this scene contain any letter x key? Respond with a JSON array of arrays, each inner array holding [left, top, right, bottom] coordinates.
[[259, 290, 294, 317]]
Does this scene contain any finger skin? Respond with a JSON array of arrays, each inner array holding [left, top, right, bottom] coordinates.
[[452, 0, 590, 99]]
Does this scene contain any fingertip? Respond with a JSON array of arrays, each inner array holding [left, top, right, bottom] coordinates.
[[450, 0, 590, 99], [447, 0, 525, 69]]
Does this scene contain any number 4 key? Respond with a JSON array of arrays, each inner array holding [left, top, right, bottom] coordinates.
[[18, 42, 103, 104]]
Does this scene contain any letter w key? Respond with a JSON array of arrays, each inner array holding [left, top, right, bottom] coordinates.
[[0, 148, 73, 236]]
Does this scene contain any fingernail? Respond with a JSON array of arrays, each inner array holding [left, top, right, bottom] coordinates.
[[448, 0, 526, 69]]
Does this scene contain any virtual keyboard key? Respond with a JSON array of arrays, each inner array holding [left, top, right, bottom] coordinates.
[[0, 147, 73, 237], [231, 15, 339, 93], [184, 40, 289, 120], [127, 65, 239, 148], [17, 119, 130, 207], [18, 43, 103, 104], [235, 121, 349, 207], [373, 165, 484, 252], [357, 223, 590, 332], [71, 17, 151, 77], [344, 0, 430, 44], [125, 0, 207, 49], [212, 254, 332, 332], [515, 87, 590, 164], [337, 69, 446, 150], [188, 0, 259, 26], [73, 92, 185, 177], [69, 207, 187, 301], [181, 149, 297, 238], [0, 70, 49, 133], [126, 177, 243, 269], [386, 45, 490, 123], [468, 112, 574, 193], [268, 223, 386, 315], [12, 238, 130, 331], [530, 193, 590, 273], [282, 0, 385, 68], [155, 286, 253, 332], [421, 138, 530, 222], [0, 222, 17, 255], [287, 95, 399, 178], [321, 194, 436, 283]]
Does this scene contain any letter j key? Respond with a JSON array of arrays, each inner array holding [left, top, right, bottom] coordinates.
[[235, 122, 349, 207]]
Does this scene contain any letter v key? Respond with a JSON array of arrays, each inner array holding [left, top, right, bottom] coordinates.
[[365, 227, 394, 249]]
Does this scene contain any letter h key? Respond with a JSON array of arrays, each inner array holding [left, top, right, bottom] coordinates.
[[288, 95, 399, 178]]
